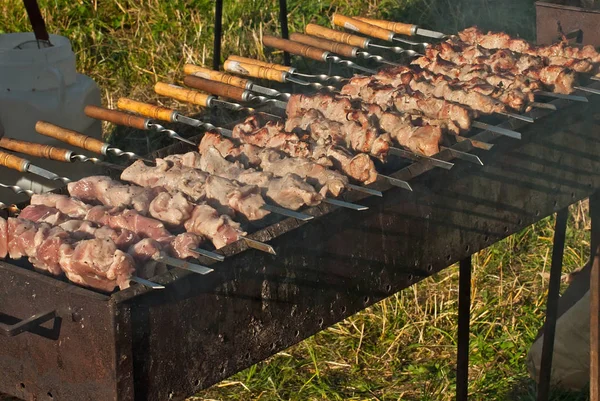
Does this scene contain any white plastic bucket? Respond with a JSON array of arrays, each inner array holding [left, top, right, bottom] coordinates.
[[0, 32, 103, 204]]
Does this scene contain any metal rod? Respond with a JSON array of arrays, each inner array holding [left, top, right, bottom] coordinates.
[[147, 123, 197, 146], [130, 276, 166, 290], [322, 198, 368, 211], [456, 256, 472, 401], [440, 146, 484, 165], [499, 111, 534, 123], [158, 255, 214, 275], [536, 207, 569, 401], [212, 0, 223, 70], [472, 121, 522, 140], [530, 102, 557, 111], [243, 237, 276, 255], [535, 91, 588, 103], [261, 204, 313, 221], [590, 191, 600, 401], [389, 147, 454, 169], [346, 183, 382, 197], [190, 248, 225, 262], [378, 175, 413, 191], [575, 86, 600, 96], [278, 0, 291, 66]]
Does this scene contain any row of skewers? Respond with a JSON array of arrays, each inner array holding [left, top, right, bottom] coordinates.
[[1, 14, 599, 293]]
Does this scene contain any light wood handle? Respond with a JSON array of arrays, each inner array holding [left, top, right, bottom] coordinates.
[[154, 82, 211, 107], [84, 105, 149, 130], [223, 60, 287, 83], [305, 24, 370, 49], [0, 150, 29, 172], [183, 76, 246, 101], [117, 98, 175, 123], [262, 35, 329, 61], [332, 14, 395, 42], [35, 121, 107, 155], [0, 137, 72, 162], [227, 55, 293, 72], [183, 64, 250, 89], [290, 32, 357, 58], [354, 17, 416, 36]]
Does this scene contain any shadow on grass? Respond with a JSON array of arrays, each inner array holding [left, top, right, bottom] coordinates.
[[501, 377, 589, 401]]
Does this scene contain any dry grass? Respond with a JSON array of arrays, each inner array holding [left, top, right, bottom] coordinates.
[[1, 1, 592, 400]]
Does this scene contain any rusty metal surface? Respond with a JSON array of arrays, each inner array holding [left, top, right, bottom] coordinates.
[[590, 191, 600, 401], [0, 263, 134, 401], [0, 88, 598, 400], [109, 95, 600, 400], [536, 1, 600, 46]]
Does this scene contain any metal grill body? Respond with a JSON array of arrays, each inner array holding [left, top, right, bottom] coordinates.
[[0, 90, 599, 401]]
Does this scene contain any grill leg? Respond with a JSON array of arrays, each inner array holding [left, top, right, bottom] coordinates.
[[591, 192, 600, 401], [212, 0, 224, 70], [536, 207, 569, 401], [278, 0, 291, 66], [456, 256, 472, 401]]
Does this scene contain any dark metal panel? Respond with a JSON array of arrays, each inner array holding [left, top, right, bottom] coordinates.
[[536, 1, 600, 46], [123, 96, 600, 400], [0, 263, 129, 401]]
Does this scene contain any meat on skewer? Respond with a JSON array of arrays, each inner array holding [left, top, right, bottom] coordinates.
[[0, 216, 135, 292], [198, 132, 351, 197], [225, 114, 379, 184], [30, 193, 206, 258]]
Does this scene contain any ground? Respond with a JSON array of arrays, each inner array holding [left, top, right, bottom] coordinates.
[[0, 0, 594, 400]]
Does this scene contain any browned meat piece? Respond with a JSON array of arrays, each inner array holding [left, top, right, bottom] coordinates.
[[377, 112, 442, 156], [147, 191, 194, 227], [31, 193, 89, 219], [184, 205, 246, 249]]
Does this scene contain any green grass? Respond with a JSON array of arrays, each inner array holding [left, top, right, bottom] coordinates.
[[1, 1, 593, 400]]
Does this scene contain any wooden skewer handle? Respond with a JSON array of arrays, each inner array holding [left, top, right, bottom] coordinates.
[[154, 82, 211, 107], [35, 121, 107, 155], [183, 64, 250, 89], [354, 17, 416, 36], [290, 32, 357, 58], [332, 14, 395, 42], [262, 35, 329, 62], [183, 75, 247, 101], [227, 55, 292, 72], [84, 105, 149, 130], [223, 60, 287, 83], [0, 150, 29, 172], [305, 23, 370, 49], [117, 98, 175, 123], [0, 137, 72, 162]]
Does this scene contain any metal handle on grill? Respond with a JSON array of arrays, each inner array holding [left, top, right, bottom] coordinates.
[[0, 309, 56, 337], [0, 150, 29, 172], [154, 82, 212, 107], [117, 98, 176, 123], [354, 17, 415, 36], [36, 121, 107, 155], [84, 105, 150, 130], [305, 24, 370, 49], [223, 60, 287, 83], [0, 137, 72, 162], [262, 35, 329, 62], [290, 32, 357, 58], [183, 64, 251, 89], [183, 75, 247, 101], [332, 14, 395, 41], [227, 55, 294, 72]]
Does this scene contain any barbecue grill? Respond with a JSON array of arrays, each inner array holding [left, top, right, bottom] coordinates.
[[1, 9, 600, 401]]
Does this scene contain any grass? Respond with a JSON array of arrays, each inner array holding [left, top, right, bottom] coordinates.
[[1, 0, 594, 400]]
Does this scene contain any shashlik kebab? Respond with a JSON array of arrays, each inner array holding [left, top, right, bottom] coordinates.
[[35, 120, 317, 221], [0, 215, 138, 292], [114, 96, 404, 192], [332, 14, 427, 48], [18, 203, 212, 277]]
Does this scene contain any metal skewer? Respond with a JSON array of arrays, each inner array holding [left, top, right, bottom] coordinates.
[[262, 35, 378, 75], [0, 149, 70, 183], [226, 55, 345, 87], [439, 146, 484, 165], [35, 121, 154, 165], [0, 182, 36, 197], [304, 23, 423, 58], [354, 16, 447, 40], [574, 85, 600, 95], [130, 276, 166, 289], [289, 32, 403, 68], [184, 64, 290, 100], [0, 137, 126, 172], [332, 14, 430, 49]]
